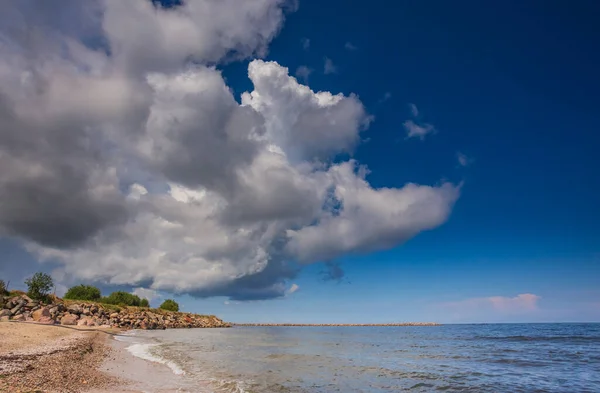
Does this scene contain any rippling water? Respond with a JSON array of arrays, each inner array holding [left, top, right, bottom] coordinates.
[[122, 323, 600, 392]]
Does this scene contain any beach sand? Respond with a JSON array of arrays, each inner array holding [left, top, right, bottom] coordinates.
[[0, 322, 196, 393], [0, 322, 123, 392]]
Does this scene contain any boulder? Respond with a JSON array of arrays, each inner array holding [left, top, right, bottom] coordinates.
[[38, 316, 55, 325], [67, 304, 82, 314], [0, 309, 11, 317], [60, 314, 79, 325], [0, 316, 9, 322], [11, 314, 25, 321], [109, 312, 119, 319], [77, 317, 94, 326], [10, 304, 23, 315], [32, 307, 51, 322]]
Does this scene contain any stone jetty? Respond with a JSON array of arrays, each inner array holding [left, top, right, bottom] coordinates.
[[234, 322, 441, 327]]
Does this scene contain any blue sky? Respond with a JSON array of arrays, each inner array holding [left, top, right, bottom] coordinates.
[[0, 0, 598, 323]]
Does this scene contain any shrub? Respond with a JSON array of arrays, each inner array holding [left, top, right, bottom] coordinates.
[[159, 299, 179, 312], [0, 279, 7, 295], [101, 291, 143, 307], [140, 298, 150, 308], [64, 285, 102, 301], [25, 272, 54, 301]]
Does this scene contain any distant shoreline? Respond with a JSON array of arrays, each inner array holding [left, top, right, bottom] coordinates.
[[233, 322, 441, 327]]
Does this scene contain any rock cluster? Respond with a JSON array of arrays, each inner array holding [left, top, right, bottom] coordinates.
[[1, 295, 231, 330]]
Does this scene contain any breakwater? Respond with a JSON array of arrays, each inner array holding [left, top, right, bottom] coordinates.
[[233, 322, 441, 327]]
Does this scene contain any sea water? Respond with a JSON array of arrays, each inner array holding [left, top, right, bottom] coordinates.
[[119, 323, 600, 392]]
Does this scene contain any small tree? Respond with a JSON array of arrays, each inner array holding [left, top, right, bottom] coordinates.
[[64, 285, 102, 301], [0, 279, 7, 295], [140, 298, 150, 308], [101, 291, 142, 307], [25, 272, 53, 301], [159, 299, 179, 312]]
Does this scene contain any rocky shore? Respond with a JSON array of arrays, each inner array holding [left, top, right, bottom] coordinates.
[[1, 294, 231, 330]]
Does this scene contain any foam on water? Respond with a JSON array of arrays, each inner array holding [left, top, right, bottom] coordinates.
[[125, 342, 186, 375]]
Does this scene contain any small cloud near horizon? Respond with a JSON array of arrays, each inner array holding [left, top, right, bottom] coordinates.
[[443, 293, 541, 314]]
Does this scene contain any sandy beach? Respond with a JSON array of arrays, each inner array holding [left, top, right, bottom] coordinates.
[[0, 322, 125, 393], [0, 322, 190, 393]]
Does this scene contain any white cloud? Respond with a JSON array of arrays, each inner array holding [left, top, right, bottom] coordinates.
[[403, 104, 436, 140], [444, 294, 541, 314], [295, 65, 312, 83], [344, 42, 358, 51], [132, 287, 161, 302], [379, 92, 392, 103], [1, 0, 460, 301], [324, 57, 337, 74], [286, 283, 300, 295], [403, 120, 436, 140], [409, 103, 419, 117], [457, 152, 473, 167], [301, 37, 310, 50]]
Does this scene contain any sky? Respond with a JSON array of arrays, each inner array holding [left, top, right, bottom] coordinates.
[[0, 0, 598, 324]]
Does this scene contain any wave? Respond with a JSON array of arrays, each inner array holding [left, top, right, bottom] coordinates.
[[126, 343, 186, 376]]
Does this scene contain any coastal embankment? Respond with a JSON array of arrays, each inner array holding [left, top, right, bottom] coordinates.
[[1, 293, 230, 329]]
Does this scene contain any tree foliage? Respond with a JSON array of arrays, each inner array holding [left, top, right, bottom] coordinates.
[[25, 272, 54, 301], [140, 298, 150, 308], [64, 285, 102, 301], [100, 291, 143, 307], [159, 299, 179, 312], [0, 279, 7, 295]]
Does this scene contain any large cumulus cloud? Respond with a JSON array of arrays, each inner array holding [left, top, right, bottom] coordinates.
[[0, 0, 459, 300]]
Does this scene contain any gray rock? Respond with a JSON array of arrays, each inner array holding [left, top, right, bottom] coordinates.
[[10, 304, 22, 315], [67, 304, 82, 314], [0, 309, 11, 317]]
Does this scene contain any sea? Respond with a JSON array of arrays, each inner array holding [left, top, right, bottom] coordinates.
[[115, 323, 600, 393]]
